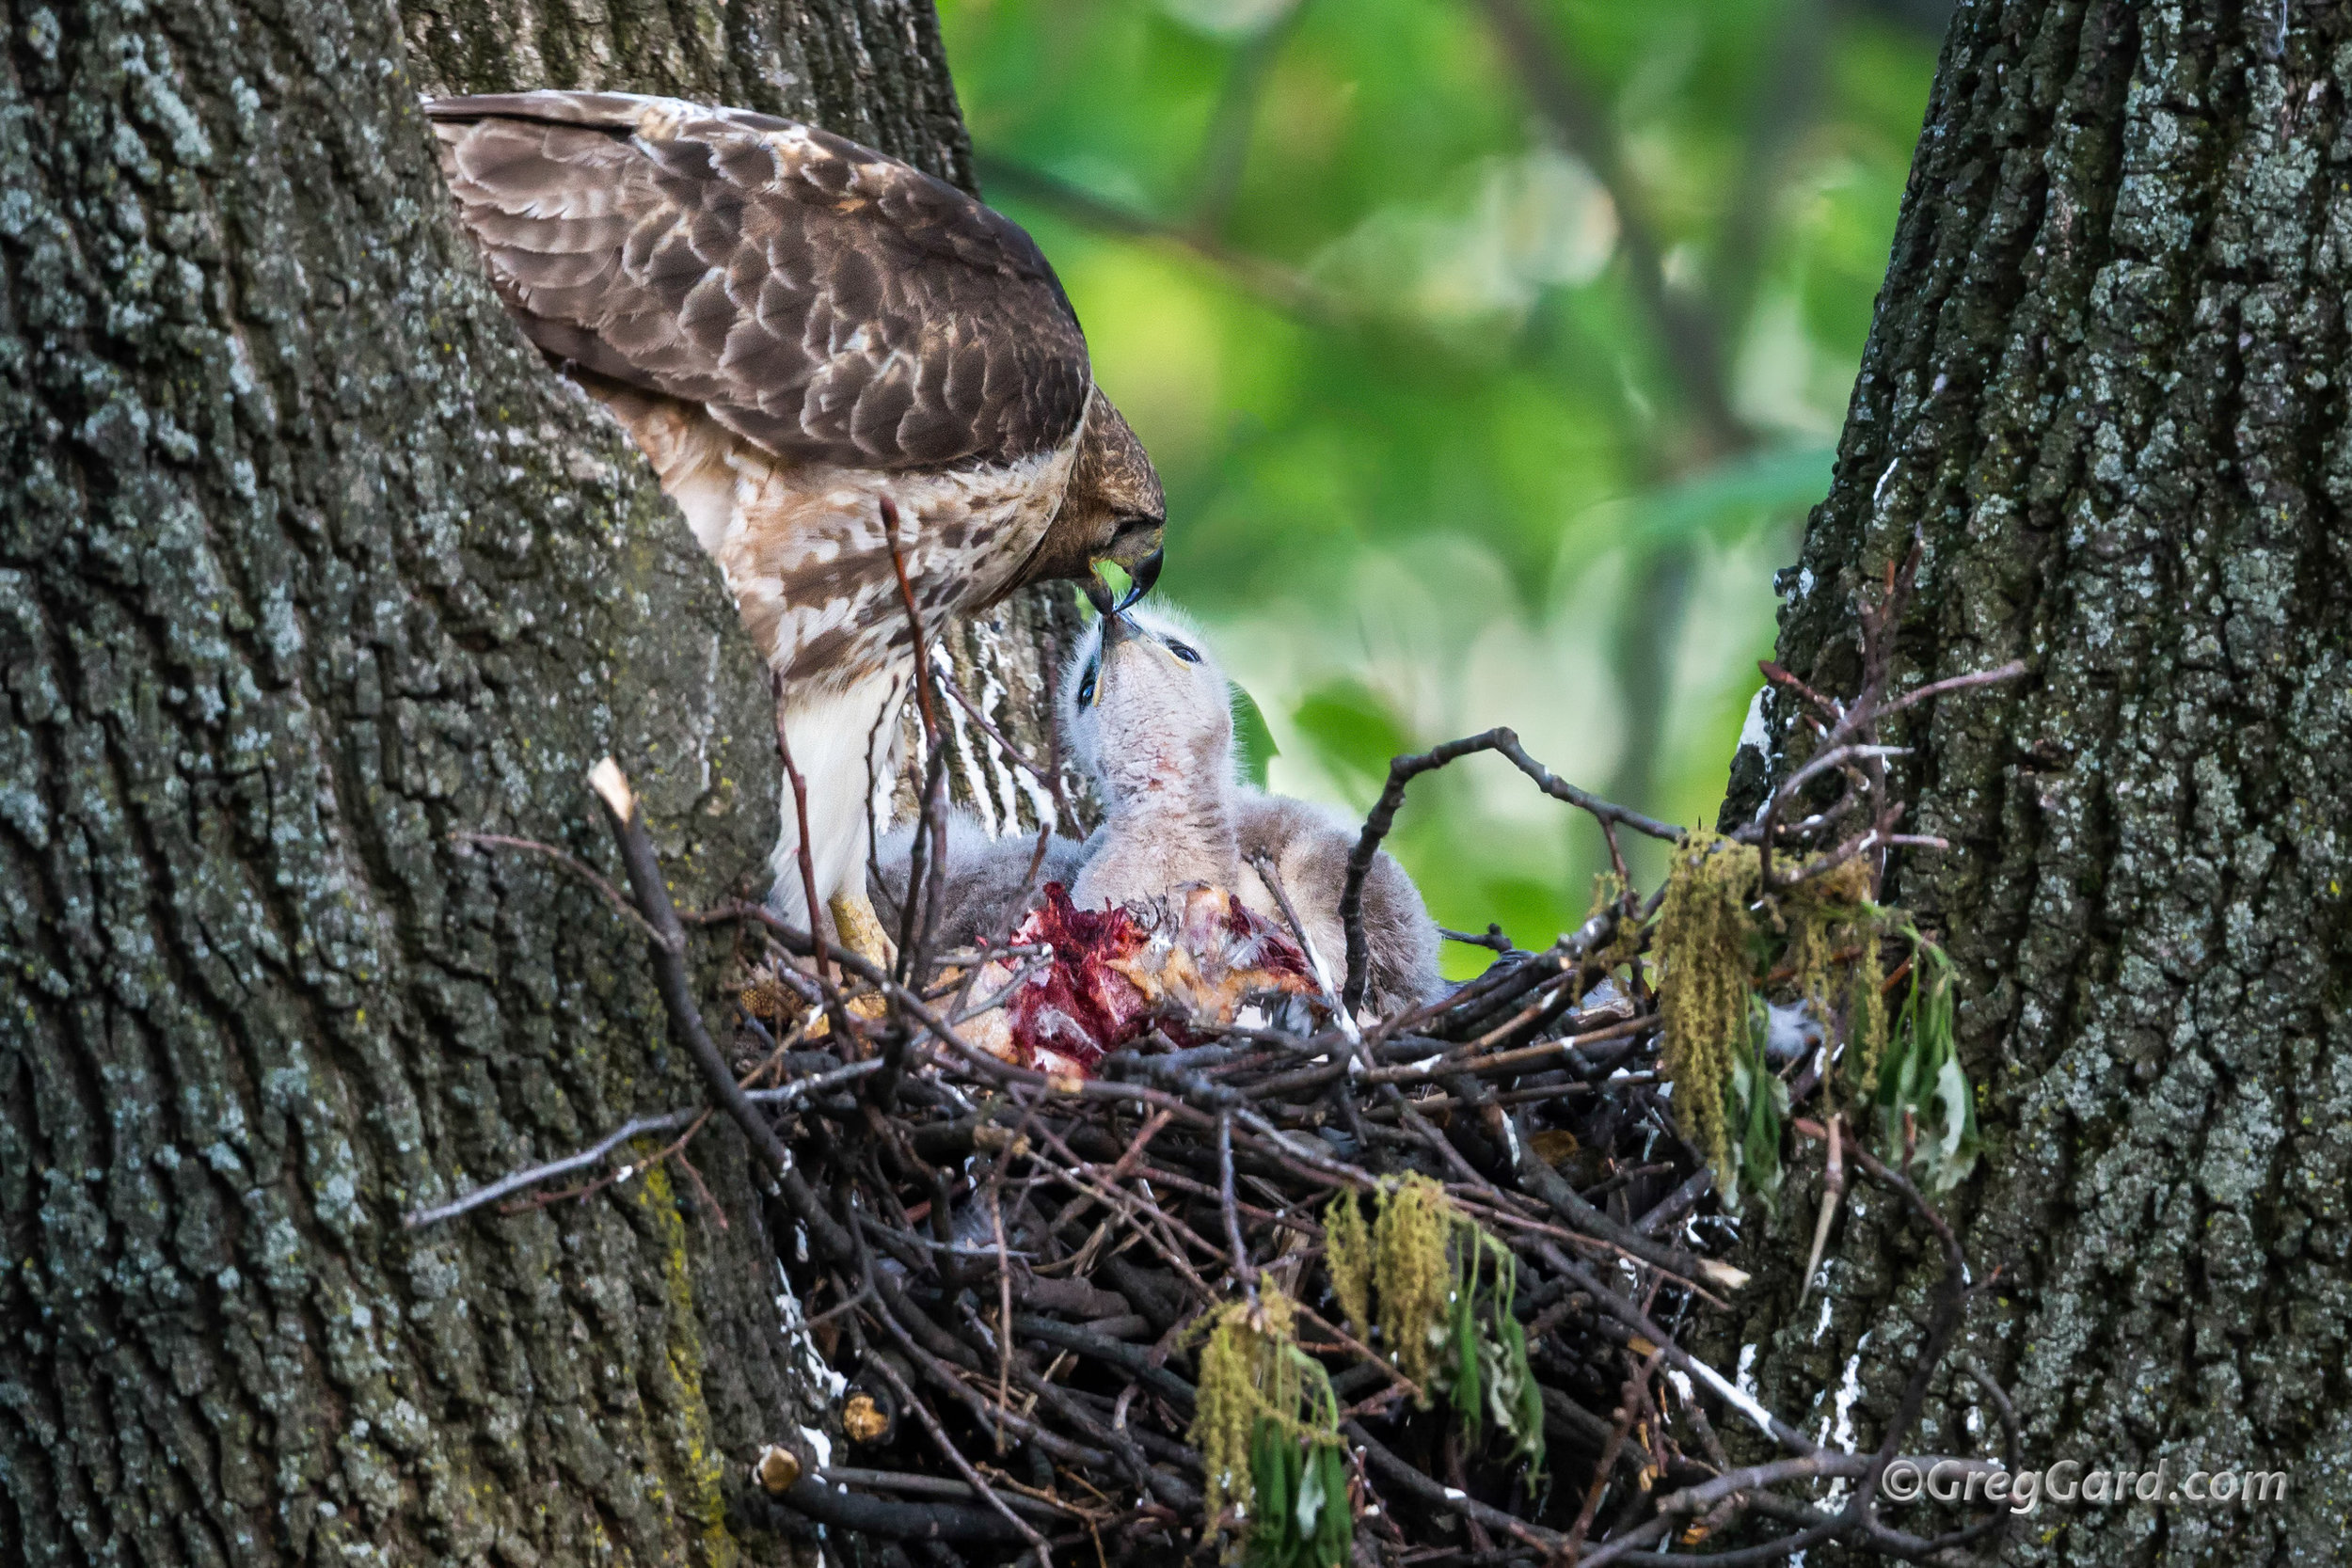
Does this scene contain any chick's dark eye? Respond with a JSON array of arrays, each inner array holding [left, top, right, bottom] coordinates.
[[1077, 660, 1098, 705], [1166, 640, 1200, 664]]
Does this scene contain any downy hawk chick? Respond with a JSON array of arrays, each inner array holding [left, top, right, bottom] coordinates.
[[427, 92, 1165, 961], [1060, 607, 1444, 1018], [870, 812, 1083, 953]]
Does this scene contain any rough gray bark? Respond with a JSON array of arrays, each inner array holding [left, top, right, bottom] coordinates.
[[1719, 4, 2350, 1562], [0, 2, 1069, 1563]]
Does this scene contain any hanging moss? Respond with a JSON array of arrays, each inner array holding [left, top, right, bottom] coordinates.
[[1654, 833, 1761, 1183], [1586, 870, 1631, 922], [1372, 1175, 1454, 1393], [1655, 834, 1906, 1204], [1778, 857, 1889, 1101], [1322, 1191, 1374, 1346]]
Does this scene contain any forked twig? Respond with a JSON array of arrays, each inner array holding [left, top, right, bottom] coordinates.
[[1338, 727, 1676, 1010]]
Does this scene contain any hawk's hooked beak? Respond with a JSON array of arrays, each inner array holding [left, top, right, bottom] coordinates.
[[1114, 548, 1163, 611]]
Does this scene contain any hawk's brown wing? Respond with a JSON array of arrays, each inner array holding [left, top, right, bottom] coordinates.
[[427, 91, 1093, 471]]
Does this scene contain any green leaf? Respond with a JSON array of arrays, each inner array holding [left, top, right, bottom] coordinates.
[[1232, 681, 1280, 788], [1874, 938, 1979, 1195], [1724, 993, 1788, 1206], [1449, 1255, 1483, 1436], [1247, 1417, 1295, 1564], [1621, 445, 1835, 553], [1312, 1445, 1353, 1568], [1293, 1442, 1326, 1537], [1292, 676, 1414, 792]]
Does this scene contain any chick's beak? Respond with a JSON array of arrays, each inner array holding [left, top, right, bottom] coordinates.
[[1081, 573, 1119, 619], [1099, 607, 1134, 646]]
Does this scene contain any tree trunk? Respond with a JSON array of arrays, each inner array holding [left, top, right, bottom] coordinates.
[[0, 3, 1068, 1563], [1721, 4, 2350, 1560]]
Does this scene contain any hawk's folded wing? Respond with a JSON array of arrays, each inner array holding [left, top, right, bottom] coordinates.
[[427, 91, 1094, 471]]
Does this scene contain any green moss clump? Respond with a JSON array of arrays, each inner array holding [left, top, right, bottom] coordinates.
[[1655, 833, 1761, 1184], [1779, 856, 1888, 1096], [1372, 1175, 1453, 1392], [1322, 1191, 1374, 1347], [1654, 833, 1904, 1206]]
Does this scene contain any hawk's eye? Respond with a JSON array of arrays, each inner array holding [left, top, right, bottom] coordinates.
[[1166, 640, 1200, 664], [1077, 660, 1098, 705]]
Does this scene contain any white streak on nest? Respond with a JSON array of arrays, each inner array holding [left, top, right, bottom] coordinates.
[[1442, 1488, 1466, 1501], [1289, 916, 1361, 1046], [694, 633, 720, 794], [1664, 1369, 1694, 1406], [1818, 1331, 1872, 1456], [775, 1260, 849, 1400], [1735, 1344, 1759, 1402], [800, 1424, 835, 1470], [934, 658, 1000, 838], [1873, 457, 1900, 507], [1738, 685, 1770, 752], [973, 618, 1053, 830], [1811, 1293, 1834, 1344]]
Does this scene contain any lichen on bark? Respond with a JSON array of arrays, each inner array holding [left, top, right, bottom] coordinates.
[[1717, 5, 2352, 1562]]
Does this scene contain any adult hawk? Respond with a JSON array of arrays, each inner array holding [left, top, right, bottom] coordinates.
[[427, 91, 1165, 959]]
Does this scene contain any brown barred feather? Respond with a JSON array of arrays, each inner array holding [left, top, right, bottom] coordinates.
[[425, 90, 1093, 471]]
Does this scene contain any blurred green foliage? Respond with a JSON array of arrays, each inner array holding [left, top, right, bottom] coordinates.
[[942, 0, 1942, 972]]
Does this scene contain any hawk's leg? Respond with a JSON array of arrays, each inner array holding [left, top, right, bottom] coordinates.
[[828, 887, 898, 972], [770, 671, 909, 984]]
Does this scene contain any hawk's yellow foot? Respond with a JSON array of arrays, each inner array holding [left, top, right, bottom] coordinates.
[[800, 890, 896, 1044], [828, 888, 898, 977]]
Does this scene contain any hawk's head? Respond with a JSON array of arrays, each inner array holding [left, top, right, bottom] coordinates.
[[1017, 389, 1166, 609]]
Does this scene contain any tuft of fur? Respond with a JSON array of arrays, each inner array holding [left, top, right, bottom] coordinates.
[[1059, 606, 1444, 1017], [871, 811, 1082, 951]]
